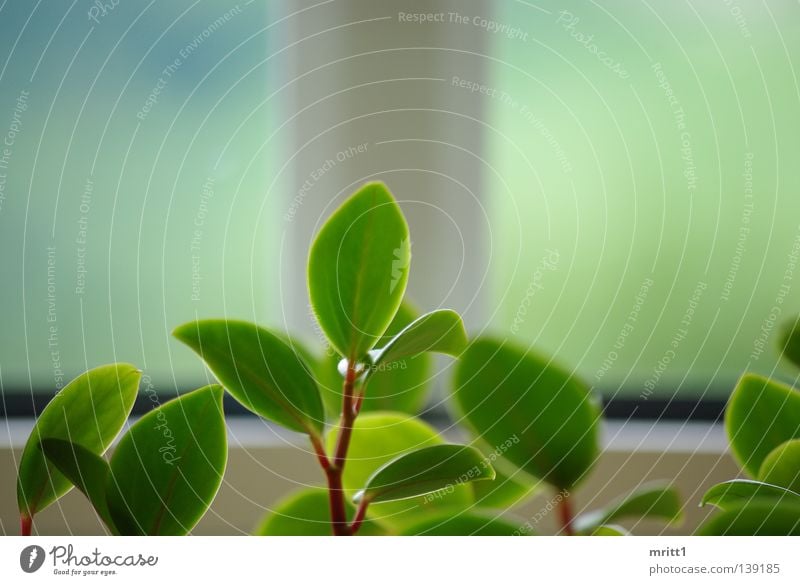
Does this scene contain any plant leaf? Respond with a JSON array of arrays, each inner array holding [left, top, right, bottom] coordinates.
[[451, 338, 600, 490], [40, 439, 116, 533], [367, 309, 468, 374], [400, 511, 528, 535], [354, 444, 494, 504], [329, 412, 474, 530], [725, 373, 800, 477], [701, 479, 800, 510], [758, 439, 800, 492], [574, 483, 682, 533], [317, 303, 435, 417], [697, 501, 800, 535], [254, 488, 385, 536], [105, 385, 227, 535], [470, 460, 538, 509], [308, 182, 410, 361], [779, 316, 800, 370], [16, 364, 140, 520], [173, 320, 324, 436]]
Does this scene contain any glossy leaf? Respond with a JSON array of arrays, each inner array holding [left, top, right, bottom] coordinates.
[[574, 483, 682, 533], [400, 511, 527, 535], [701, 479, 800, 510], [470, 461, 538, 509], [317, 303, 435, 417], [697, 501, 800, 535], [173, 320, 324, 435], [105, 385, 227, 535], [758, 439, 800, 492], [451, 338, 601, 490], [589, 525, 629, 536], [354, 444, 494, 504], [725, 373, 800, 477], [308, 182, 410, 361], [17, 364, 140, 519], [367, 309, 468, 375], [779, 316, 800, 370], [254, 488, 385, 536], [329, 412, 473, 529], [40, 439, 116, 533]]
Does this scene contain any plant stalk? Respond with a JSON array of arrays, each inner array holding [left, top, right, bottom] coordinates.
[[322, 360, 360, 536], [349, 498, 369, 535], [21, 514, 32, 536], [558, 492, 575, 536]]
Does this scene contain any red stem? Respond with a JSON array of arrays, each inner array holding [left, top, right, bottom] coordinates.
[[349, 498, 370, 535], [21, 514, 32, 537], [319, 361, 359, 536], [325, 467, 351, 536], [558, 493, 575, 536]]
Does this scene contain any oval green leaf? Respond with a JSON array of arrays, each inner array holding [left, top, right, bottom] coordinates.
[[725, 373, 800, 477], [400, 511, 528, 535], [574, 483, 682, 533], [308, 182, 410, 361], [758, 439, 800, 492], [40, 439, 116, 533], [329, 412, 474, 530], [173, 320, 324, 436], [254, 488, 385, 536], [697, 501, 800, 535], [105, 385, 227, 535], [354, 444, 494, 504], [451, 338, 600, 490], [701, 479, 800, 510], [17, 363, 140, 520], [779, 316, 800, 370], [368, 309, 468, 373]]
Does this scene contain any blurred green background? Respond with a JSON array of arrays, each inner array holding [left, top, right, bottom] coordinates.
[[0, 0, 798, 401]]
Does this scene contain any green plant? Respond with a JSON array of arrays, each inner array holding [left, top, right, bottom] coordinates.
[[18, 181, 684, 537], [446, 336, 683, 536], [16, 365, 227, 535], [697, 318, 800, 535], [174, 182, 492, 535]]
